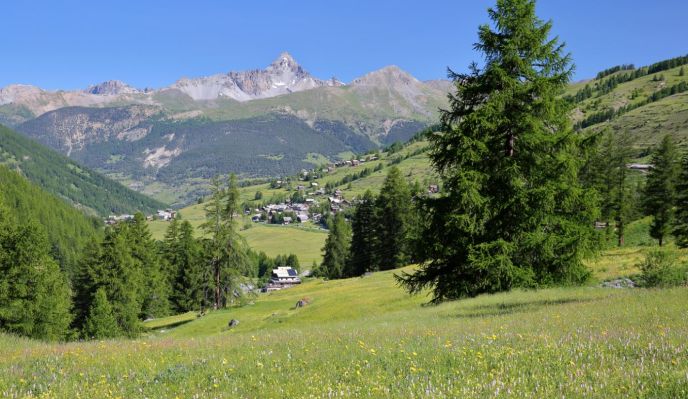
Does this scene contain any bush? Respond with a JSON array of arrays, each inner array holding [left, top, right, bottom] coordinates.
[[638, 249, 688, 287]]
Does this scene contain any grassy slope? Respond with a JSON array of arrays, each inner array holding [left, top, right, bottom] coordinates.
[[572, 65, 688, 148], [2, 254, 687, 397]]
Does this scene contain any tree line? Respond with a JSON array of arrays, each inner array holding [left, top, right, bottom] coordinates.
[[319, 166, 423, 279]]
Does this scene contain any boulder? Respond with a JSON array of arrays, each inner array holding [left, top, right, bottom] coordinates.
[[228, 319, 240, 328]]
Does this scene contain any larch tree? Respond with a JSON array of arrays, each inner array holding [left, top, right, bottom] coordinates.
[[347, 190, 378, 276], [320, 212, 351, 279], [201, 174, 251, 310], [643, 135, 678, 246], [83, 288, 121, 340], [397, 0, 598, 302], [375, 167, 412, 271]]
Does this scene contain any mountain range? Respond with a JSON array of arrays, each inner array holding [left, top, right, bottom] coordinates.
[[0, 52, 451, 205]]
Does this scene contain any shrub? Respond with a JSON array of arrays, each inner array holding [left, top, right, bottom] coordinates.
[[638, 249, 688, 287]]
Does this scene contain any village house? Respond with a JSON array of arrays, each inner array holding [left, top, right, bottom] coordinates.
[[262, 267, 301, 292], [157, 209, 177, 221], [283, 216, 293, 225], [297, 213, 309, 223]]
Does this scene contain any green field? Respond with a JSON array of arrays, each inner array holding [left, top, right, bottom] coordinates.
[[1, 251, 687, 398]]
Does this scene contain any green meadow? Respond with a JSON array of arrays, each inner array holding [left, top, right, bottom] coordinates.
[[1, 245, 687, 398]]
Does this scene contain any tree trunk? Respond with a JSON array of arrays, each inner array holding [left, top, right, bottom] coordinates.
[[505, 133, 515, 157], [617, 220, 624, 247], [214, 263, 221, 310]]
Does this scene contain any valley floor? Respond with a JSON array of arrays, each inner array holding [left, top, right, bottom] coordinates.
[[1, 257, 687, 398]]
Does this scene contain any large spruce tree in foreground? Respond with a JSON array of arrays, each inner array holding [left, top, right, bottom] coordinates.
[[397, 0, 598, 302]]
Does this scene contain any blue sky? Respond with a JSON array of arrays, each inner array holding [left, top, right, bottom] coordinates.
[[2, 0, 686, 90]]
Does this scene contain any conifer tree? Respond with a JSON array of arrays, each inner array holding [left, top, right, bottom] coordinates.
[[397, 0, 598, 302], [83, 288, 121, 339], [128, 212, 170, 318], [201, 174, 251, 310], [320, 213, 351, 279], [584, 131, 634, 246], [0, 199, 72, 340], [673, 154, 688, 247], [644, 135, 678, 246], [347, 190, 378, 275], [375, 167, 412, 270], [171, 221, 204, 312]]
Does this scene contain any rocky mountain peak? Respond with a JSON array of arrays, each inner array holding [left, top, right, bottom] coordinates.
[[269, 52, 299, 71], [85, 80, 140, 95], [351, 65, 419, 87]]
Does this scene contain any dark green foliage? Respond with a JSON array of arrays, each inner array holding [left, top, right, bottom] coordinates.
[[375, 167, 412, 270], [320, 213, 351, 279], [73, 223, 161, 338], [397, 0, 598, 303], [0, 199, 73, 340], [637, 248, 688, 287], [673, 154, 688, 248], [128, 213, 170, 318], [166, 220, 204, 312], [83, 288, 121, 339], [643, 135, 678, 246], [0, 124, 166, 216], [347, 190, 378, 276], [0, 165, 101, 277]]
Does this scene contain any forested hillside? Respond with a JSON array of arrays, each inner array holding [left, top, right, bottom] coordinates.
[[0, 165, 101, 276], [568, 55, 688, 148], [0, 124, 166, 215]]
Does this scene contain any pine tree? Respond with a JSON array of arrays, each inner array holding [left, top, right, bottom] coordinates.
[[320, 213, 351, 279], [397, 0, 598, 302], [83, 288, 121, 339], [375, 167, 411, 270], [679, 67, 685, 77], [347, 190, 378, 276], [643, 135, 678, 246], [673, 154, 688, 247]]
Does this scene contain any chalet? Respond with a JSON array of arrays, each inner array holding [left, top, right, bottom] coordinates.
[[252, 214, 263, 222], [297, 213, 309, 223], [296, 185, 306, 191], [283, 216, 293, 225], [262, 267, 302, 292], [352, 159, 360, 166]]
